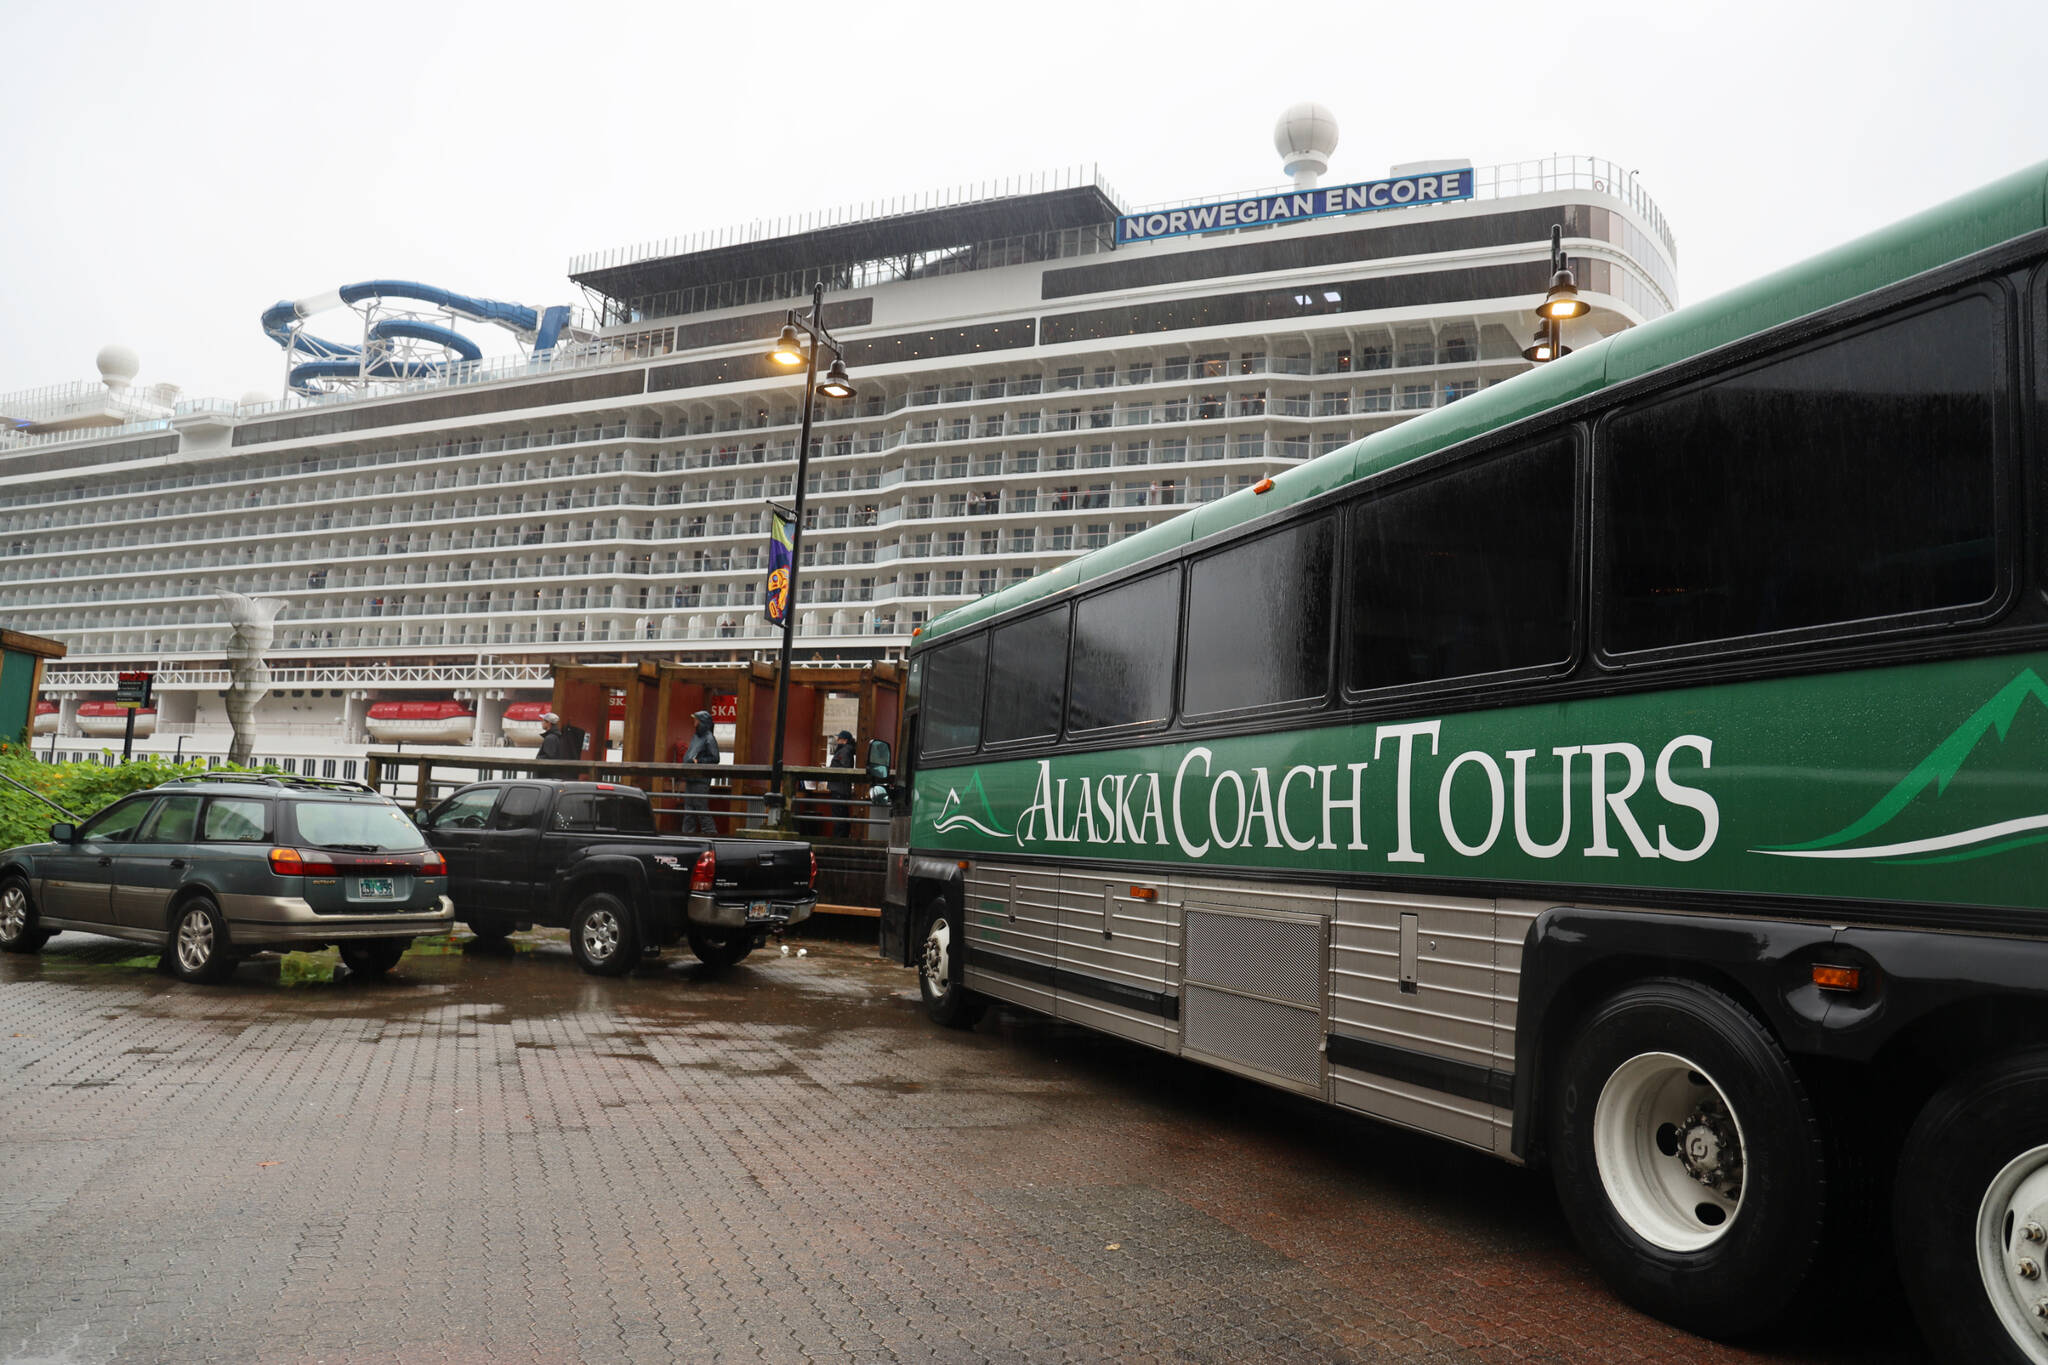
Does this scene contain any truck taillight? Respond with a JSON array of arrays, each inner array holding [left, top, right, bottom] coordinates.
[[808, 850, 817, 886], [691, 849, 716, 893]]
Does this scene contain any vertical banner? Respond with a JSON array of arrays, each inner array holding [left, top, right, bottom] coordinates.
[[764, 507, 794, 625]]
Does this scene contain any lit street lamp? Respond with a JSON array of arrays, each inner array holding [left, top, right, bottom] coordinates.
[[1523, 224, 1588, 363], [762, 282, 857, 823]]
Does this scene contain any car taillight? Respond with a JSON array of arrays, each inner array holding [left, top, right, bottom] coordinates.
[[419, 850, 446, 876], [808, 850, 817, 886], [268, 847, 341, 876], [691, 848, 715, 893]]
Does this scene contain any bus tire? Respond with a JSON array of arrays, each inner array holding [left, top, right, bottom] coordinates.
[[918, 908, 985, 1029], [1548, 978, 1826, 1338], [1894, 1046, 2048, 1365]]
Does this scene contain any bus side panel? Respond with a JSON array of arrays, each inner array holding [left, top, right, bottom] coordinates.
[[1174, 875, 1334, 1098], [1052, 872, 1176, 1051], [961, 861, 1057, 1015], [1327, 888, 1507, 1155]]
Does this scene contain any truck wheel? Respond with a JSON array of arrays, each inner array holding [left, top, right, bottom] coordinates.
[[1547, 978, 1825, 1338], [1895, 1045, 2048, 1365], [686, 928, 753, 970], [0, 875, 50, 954], [166, 896, 237, 984], [465, 913, 513, 943], [918, 910, 986, 1029], [340, 938, 410, 978], [570, 893, 638, 977]]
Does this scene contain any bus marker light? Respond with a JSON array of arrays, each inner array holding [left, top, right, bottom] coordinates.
[[1811, 964, 1862, 991], [1129, 887, 1157, 900], [956, 860, 971, 870], [1253, 478, 1275, 494]]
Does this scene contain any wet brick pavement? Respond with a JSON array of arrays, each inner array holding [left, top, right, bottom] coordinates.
[[0, 927, 1932, 1364]]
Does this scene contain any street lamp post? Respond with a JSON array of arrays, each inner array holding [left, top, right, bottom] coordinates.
[[1523, 224, 1591, 364], [763, 282, 856, 824]]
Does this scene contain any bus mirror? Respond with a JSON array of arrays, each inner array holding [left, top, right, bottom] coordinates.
[[865, 739, 892, 782]]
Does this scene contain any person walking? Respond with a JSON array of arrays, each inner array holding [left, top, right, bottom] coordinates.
[[681, 709, 719, 835], [535, 712, 567, 760]]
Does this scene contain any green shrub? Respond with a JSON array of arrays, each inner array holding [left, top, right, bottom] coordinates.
[[0, 745, 268, 848]]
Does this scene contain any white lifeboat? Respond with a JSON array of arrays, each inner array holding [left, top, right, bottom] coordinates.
[[76, 701, 155, 738]]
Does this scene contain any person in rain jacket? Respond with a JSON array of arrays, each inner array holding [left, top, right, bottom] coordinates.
[[827, 729, 856, 837], [535, 713, 567, 759], [681, 709, 719, 834]]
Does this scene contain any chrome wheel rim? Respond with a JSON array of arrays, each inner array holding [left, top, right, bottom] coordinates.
[[1976, 1143, 2048, 1362], [921, 917, 951, 995], [0, 884, 26, 941], [580, 908, 621, 962], [176, 909, 214, 973], [1592, 1051, 1746, 1252]]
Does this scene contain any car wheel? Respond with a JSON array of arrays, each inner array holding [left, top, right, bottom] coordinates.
[[1547, 978, 1826, 1338], [918, 908, 986, 1029], [0, 874, 50, 954], [1895, 1045, 2048, 1365], [465, 913, 513, 943], [570, 892, 637, 977], [339, 938, 410, 978], [686, 927, 753, 970], [166, 896, 236, 984]]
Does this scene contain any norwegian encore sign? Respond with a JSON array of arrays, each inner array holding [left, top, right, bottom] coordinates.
[[1115, 168, 1475, 245]]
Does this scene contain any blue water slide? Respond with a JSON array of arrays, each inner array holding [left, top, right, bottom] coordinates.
[[367, 318, 483, 363], [263, 280, 571, 393]]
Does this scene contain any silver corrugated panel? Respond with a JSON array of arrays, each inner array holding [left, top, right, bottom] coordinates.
[[1185, 907, 1321, 1007], [1182, 984, 1325, 1088]]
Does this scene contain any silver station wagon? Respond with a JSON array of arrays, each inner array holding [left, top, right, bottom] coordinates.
[[0, 774, 453, 982]]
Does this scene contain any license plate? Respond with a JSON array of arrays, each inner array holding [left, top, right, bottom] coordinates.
[[749, 900, 769, 917], [357, 877, 394, 899]]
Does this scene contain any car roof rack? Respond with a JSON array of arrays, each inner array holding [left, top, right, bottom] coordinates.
[[160, 773, 380, 795]]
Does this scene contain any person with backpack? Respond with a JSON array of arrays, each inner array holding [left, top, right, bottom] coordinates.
[[535, 712, 567, 760]]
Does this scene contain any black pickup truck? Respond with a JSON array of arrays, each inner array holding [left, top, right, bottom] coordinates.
[[418, 779, 815, 976]]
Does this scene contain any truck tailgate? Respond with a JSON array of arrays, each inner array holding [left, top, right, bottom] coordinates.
[[712, 840, 811, 897]]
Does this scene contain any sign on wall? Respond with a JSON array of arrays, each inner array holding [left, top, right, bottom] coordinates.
[[1115, 168, 1475, 246]]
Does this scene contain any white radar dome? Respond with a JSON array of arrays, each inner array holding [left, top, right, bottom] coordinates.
[[239, 390, 272, 408], [1274, 102, 1339, 189], [96, 343, 140, 391]]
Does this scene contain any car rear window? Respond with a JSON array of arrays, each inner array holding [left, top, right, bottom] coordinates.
[[552, 792, 655, 833], [291, 800, 427, 852]]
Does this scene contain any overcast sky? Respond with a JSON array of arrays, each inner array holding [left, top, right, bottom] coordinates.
[[1, 0, 2039, 403]]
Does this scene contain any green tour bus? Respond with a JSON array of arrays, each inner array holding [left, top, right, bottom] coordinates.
[[877, 160, 2048, 1361]]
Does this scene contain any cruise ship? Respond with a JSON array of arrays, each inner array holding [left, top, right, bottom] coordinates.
[[0, 110, 1678, 774]]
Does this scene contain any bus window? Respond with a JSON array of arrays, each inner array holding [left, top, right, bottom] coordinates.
[[1067, 567, 1180, 733], [1601, 291, 2003, 656], [1347, 437, 1576, 691], [984, 604, 1070, 745], [921, 633, 988, 755], [1184, 515, 1335, 715]]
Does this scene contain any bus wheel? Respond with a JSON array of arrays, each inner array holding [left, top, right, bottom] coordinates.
[[1548, 978, 1825, 1338], [918, 910, 985, 1029], [1895, 1046, 2048, 1365]]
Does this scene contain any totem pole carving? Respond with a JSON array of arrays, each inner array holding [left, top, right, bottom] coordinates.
[[217, 592, 284, 766]]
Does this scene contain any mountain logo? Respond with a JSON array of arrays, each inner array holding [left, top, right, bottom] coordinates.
[[1756, 668, 2048, 864], [932, 770, 1012, 839]]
